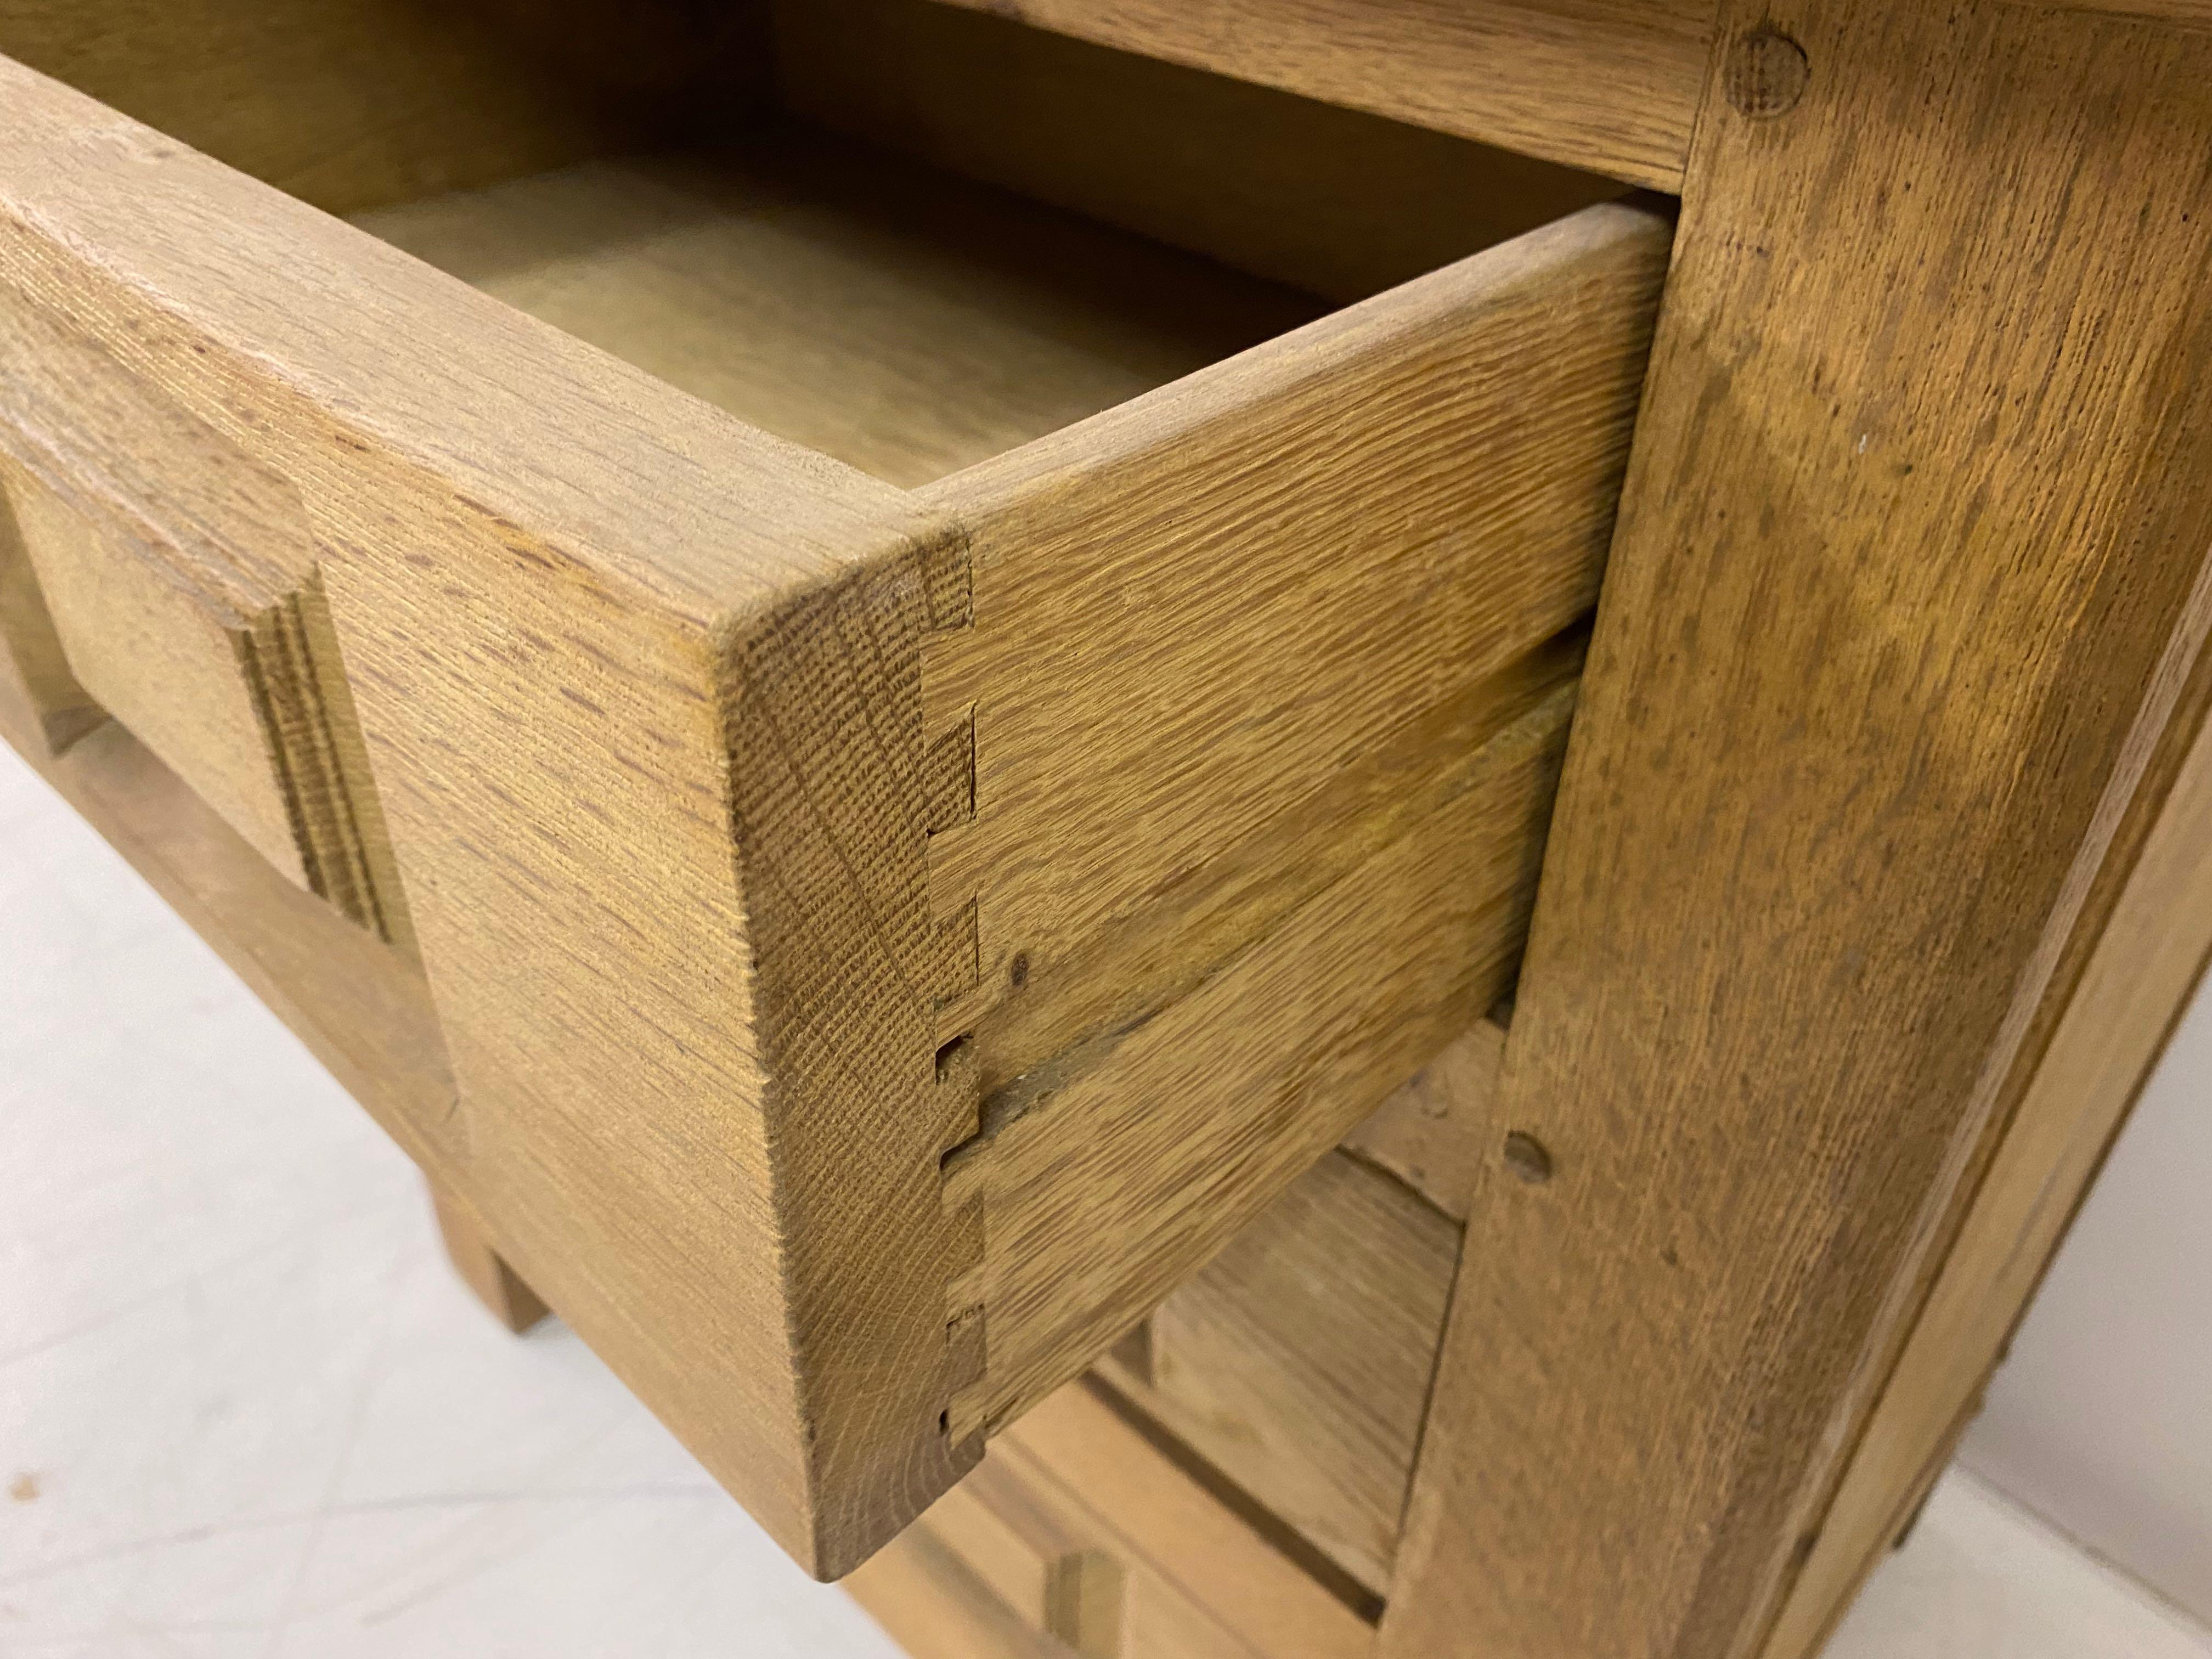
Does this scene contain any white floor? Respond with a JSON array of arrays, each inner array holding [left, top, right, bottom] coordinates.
[[1827, 1474, 2212, 1659], [4, 739, 2208, 1659]]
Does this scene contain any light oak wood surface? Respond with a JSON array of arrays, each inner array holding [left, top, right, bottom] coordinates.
[[8, 0, 2207, 1640], [0, 308, 408, 942], [1762, 556, 2212, 1657], [0, 50, 958, 1575], [1102, 1150, 1460, 1596], [1384, 5, 2212, 1657], [938, 679, 1571, 1443], [0, 467, 99, 754], [922, 0, 1713, 191], [979, 1384, 1378, 1659], [1091, 1015, 1510, 1595], [345, 145, 1661, 1513], [1341, 1018, 1508, 1224], [905, 1458, 1125, 1656], [431, 1184, 552, 1336], [848, 1523, 1070, 1659], [0, 0, 696, 216], [4, 582, 1500, 1620], [922, 205, 1662, 1080], [355, 140, 1323, 489], [8, 598, 1435, 1646], [0, 682, 461, 1175], [918, 205, 1664, 1449]]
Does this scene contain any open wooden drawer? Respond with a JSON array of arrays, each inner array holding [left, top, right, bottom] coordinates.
[[0, 0, 1669, 1576]]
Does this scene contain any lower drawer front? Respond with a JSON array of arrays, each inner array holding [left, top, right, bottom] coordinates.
[[1093, 1020, 1500, 1597], [849, 1383, 1374, 1659], [1097, 1152, 1457, 1599], [845, 1525, 1067, 1659]]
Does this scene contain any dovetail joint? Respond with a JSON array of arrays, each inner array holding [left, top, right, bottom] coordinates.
[[919, 524, 987, 1444]]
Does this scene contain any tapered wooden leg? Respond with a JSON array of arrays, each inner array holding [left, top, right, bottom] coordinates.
[[431, 1184, 550, 1335]]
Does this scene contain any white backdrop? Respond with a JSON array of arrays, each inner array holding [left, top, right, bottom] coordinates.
[[1963, 976, 2212, 1626]]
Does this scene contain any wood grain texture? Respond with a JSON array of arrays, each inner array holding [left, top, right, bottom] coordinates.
[[321, 400, 978, 1575], [0, 31, 1665, 1579], [431, 1182, 551, 1335], [941, 682, 1572, 1443], [847, 1523, 1068, 1659], [911, 1458, 1125, 1656], [1384, 7, 2212, 1657], [355, 138, 1321, 489], [775, 0, 1626, 305], [1340, 1018, 1507, 1224], [0, 685, 458, 1171], [2004, 0, 2212, 21], [901, 204, 1663, 1459], [989, 1383, 1376, 1659], [8, 455, 307, 882], [919, 0, 1711, 191], [953, 633, 1579, 1102], [1099, 1151, 1460, 1596], [0, 0, 748, 217]]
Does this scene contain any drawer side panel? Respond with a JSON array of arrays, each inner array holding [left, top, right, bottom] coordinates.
[[924, 200, 1669, 1450]]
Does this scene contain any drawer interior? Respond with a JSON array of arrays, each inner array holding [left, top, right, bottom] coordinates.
[[3, 0, 1621, 492], [349, 138, 1326, 491]]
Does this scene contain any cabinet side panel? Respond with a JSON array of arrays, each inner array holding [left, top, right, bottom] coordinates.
[[1385, 8, 2212, 1658]]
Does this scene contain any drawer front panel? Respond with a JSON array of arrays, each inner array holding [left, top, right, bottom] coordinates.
[[0, 48, 964, 1577]]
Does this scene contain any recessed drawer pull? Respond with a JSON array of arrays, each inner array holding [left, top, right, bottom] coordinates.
[[0, 291, 410, 944]]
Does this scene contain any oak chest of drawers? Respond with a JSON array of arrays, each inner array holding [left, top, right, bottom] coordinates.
[[5, 1, 2211, 1655]]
